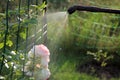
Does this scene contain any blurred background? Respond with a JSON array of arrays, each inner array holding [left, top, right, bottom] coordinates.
[[0, 0, 120, 80]]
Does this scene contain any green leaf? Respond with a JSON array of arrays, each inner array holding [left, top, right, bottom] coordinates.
[[0, 13, 5, 17], [20, 32, 26, 39], [22, 18, 37, 26], [30, 18, 38, 24], [20, 9, 25, 15], [29, 77, 35, 80], [6, 40, 13, 47], [39, 2, 46, 9], [0, 43, 4, 49], [101, 61, 107, 67], [30, 3, 46, 11], [4, 59, 9, 68], [30, 5, 38, 8]]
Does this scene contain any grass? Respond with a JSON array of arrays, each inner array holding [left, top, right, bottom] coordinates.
[[49, 50, 120, 80], [49, 51, 99, 80]]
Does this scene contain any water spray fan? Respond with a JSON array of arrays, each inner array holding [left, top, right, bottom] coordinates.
[[67, 5, 120, 51], [67, 5, 120, 14]]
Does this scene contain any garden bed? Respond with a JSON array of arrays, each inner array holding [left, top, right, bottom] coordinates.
[[77, 59, 120, 80]]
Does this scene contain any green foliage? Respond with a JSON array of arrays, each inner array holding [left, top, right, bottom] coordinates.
[[49, 51, 100, 80], [31, 1, 46, 10], [6, 40, 13, 47], [20, 31, 26, 40], [52, 72, 99, 80], [48, 0, 69, 10], [49, 0, 68, 4], [0, 13, 5, 17], [63, 11, 120, 53], [0, 43, 4, 49], [0, 1, 46, 79], [87, 50, 113, 67]]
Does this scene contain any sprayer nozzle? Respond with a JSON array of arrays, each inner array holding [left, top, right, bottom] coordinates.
[[67, 6, 77, 14]]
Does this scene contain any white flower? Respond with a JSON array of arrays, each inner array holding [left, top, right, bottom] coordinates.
[[26, 71, 32, 76], [10, 51, 16, 55], [11, 62, 14, 66], [13, 65, 17, 70], [99, 50, 103, 53], [28, 51, 33, 60], [24, 61, 31, 72], [0, 76, 5, 79], [8, 56, 12, 59]]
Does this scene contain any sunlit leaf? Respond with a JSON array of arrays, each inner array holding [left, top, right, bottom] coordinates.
[[30, 5, 38, 8], [6, 40, 13, 47], [0, 13, 5, 17], [29, 77, 35, 80], [39, 2, 47, 9], [20, 9, 25, 15], [0, 43, 4, 49], [20, 32, 26, 39], [101, 62, 107, 67]]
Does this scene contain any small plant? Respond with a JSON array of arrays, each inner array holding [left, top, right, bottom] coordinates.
[[87, 50, 114, 67]]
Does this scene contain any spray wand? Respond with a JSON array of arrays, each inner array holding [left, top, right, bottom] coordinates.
[[67, 5, 120, 14]]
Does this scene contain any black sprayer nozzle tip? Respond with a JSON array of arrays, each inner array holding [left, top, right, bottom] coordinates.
[[67, 6, 77, 14]]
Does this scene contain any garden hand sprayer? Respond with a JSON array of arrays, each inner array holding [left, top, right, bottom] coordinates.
[[67, 5, 120, 14]]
